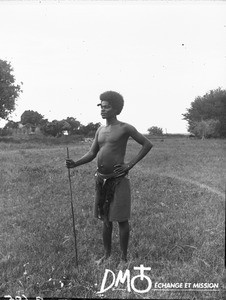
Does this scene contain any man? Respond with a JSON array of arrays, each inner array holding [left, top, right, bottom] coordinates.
[[66, 91, 153, 264]]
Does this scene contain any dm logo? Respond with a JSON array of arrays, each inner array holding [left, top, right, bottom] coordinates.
[[97, 264, 152, 294]]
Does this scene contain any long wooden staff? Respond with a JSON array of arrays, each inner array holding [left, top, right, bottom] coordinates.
[[66, 147, 78, 266]]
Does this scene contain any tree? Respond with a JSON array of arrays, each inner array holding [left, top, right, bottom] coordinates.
[[41, 120, 59, 137], [1, 120, 20, 136], [41, 119, 71, 137], [64, 117, 81, 135], [21, 110, 44, 127], [79, 122, 101, 137], [147, 126, 163, 136], [4, 120, 20, 130], [182, 88, 226, 137], [0, 59, 22, 120]]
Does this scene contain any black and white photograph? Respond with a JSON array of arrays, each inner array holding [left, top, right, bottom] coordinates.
[[0, 0, 225, 299]]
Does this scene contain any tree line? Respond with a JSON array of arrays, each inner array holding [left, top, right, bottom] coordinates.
[[1, 59, 226, 138], [3, 111, 101, 138]]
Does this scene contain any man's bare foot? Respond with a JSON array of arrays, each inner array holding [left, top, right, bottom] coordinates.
[[117, 259, 128, 270], [95, 255, 111, 266]]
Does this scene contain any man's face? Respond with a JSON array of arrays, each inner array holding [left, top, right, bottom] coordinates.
[[100, 100, 117, 119]]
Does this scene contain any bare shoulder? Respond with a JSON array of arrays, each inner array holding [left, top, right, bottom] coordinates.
[[121, 122, 139, 134], [98, 125, 105, 131], [122, 122, 151, 145], [95, 125, 105, 134]]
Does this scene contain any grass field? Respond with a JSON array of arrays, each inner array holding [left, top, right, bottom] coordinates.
[[0, 136, 225, 299]]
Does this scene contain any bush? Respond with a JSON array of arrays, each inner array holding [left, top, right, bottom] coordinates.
[[147, 126, 163, 136], [193, 119, 221, 139], [0, 128, 13, 136]]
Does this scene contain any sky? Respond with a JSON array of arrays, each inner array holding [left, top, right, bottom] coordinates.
[[0, 0, 226, 134]]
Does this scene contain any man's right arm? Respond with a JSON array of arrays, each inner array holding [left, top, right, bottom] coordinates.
[[66, 127, 101, 168]]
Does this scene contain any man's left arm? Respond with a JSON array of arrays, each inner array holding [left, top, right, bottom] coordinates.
[[114, 124, 153, 175]]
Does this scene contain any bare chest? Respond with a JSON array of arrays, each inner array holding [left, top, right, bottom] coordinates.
[[98, 125, 128, 145]]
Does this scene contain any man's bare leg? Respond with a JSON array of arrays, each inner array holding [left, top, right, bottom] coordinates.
[[103, 221, 113, 258], [118, 220, 129, 262], [96, 221, 113, 264]]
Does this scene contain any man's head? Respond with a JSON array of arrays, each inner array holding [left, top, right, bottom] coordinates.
[[98, 91, 124, 115]]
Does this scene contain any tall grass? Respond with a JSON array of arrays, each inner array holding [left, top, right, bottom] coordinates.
[[0, 137, 225, 299]]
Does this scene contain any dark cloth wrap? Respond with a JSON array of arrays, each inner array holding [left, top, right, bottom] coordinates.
[[95, 173, 127, 222]]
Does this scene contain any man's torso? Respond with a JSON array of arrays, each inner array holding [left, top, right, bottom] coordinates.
[[97, 122, 129, 174]]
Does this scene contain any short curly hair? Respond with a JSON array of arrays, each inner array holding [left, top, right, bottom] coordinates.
[[99, 91, 124, 115]]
